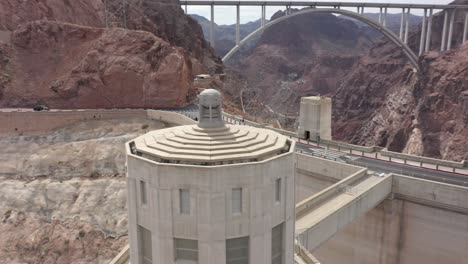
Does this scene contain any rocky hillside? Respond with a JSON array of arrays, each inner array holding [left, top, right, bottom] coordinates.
[[333, 3, 468, 161], [0, 117, 167, 263], [223, 2, 467, 161], [0, 0, 221, 109], [191, 14, 263, 57], [223, 9, 378, 124]]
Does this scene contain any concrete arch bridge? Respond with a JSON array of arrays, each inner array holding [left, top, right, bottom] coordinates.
[[180, 1, 468, 72]]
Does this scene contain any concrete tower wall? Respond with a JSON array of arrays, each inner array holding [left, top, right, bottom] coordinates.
[[126, 151, 295, 264], [298, 97, 332, 141]]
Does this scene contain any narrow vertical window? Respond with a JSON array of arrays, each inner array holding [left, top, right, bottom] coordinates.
[[139, 225, 152, 264], [275, 178, 281, 203], [232, 188, 242, 214], [180, 189, 190, 215], [140, 180, 147, 205]]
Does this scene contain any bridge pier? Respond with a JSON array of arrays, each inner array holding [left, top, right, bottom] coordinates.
[[383, 8, 387, 27], [447, 9, 456, 50], [261, 5, 266, 27], [236, 5, 240, 45], [464, 11, 468, 43], [379, 8, 382, 24], [425, 8, 434, 52], [400, 8, 405, 40], [404, 8, 410, 44], [441, 10, 449, 51], [419, 9, 427, 56]]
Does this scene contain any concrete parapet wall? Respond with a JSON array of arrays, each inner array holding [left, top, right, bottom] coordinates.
[[393, 175, 468, 213], [0, 109, 198, 136], [0, 109, 147, 135], [295, 155, 367, 218], [296, 153, 365, 182], [320, 139, 382, 153], [381, 148, 467, 168], [222, 112, 297, 137]]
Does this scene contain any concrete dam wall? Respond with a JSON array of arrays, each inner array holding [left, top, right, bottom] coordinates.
[[295, 156, 468, 264]]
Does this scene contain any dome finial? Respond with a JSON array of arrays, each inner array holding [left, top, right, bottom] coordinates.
[[198, 89, 225, 129]]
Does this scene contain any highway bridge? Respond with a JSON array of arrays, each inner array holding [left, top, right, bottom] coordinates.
[[179, 0, 468, 70]]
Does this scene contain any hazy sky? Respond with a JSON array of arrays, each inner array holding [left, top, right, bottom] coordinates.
[[185, 0, 453, 25]]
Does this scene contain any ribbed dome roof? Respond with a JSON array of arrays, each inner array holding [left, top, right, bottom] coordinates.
[[131, 124, 292, 165]]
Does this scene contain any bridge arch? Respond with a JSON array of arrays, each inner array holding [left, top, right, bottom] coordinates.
[[222, 8, 420, 71]]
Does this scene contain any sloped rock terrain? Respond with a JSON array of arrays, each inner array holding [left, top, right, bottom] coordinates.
[[334, 43, 468, 161], [0, 117, 167, 263], [0, 21, 194, 109]]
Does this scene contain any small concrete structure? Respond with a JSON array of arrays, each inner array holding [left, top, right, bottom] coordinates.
[[126, 89, 296, 264], [297, 96, 332, 141]]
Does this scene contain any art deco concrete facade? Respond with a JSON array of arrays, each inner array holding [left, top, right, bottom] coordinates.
[[298, 96, 332, 141], [126, 89, 296, 264]]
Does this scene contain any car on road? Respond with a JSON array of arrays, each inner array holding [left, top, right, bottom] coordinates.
[[33, 105, 49, 111]]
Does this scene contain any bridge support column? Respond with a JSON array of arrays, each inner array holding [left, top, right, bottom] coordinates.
[[464, 11, 468, 43], [210, 4, 215, 48], [184, 3, 187, 14], [441, 9, 448, 51], [447, 9, 456, 51], [419, 9, 427, 56], [261, 5, 266, 27], [425, 8, 434, 52], [400, 8, 405, 40], [379, 8, 383, 24], [383, 8, 387, 27], [236, 5, 240, 45], [404, 8, 410, 44], [360, 7, 364, 15]]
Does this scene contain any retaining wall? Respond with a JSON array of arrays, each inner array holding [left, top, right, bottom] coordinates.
[[0, 109, 147, 135], [0, 109, 197, 136]]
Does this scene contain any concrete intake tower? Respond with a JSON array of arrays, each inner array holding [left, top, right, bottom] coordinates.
[[126, 89, 296, 264]]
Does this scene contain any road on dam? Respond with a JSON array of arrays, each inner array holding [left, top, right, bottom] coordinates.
[[2, 106, 466, 186], [295, 143, 468, 186]]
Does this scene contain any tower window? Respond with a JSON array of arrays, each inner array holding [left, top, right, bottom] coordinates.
[[232, 188, 242, 214], [275, 178, 281, 203], [138, 225, 152, 264], [140, 180, 147, 205], [174, 238, 198, 262], [272, 223, 284, 264], [226, 236, 249, 264], [180, 189, 190, 215]]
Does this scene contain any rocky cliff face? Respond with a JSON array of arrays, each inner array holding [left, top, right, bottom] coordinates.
[[0, 21, 194, 108], [333, 43, 468, 161], [223, 3, 467, 161], [332, 2, 468, 161], [0, 0, 222, 109], [223, 10, 377, 123]]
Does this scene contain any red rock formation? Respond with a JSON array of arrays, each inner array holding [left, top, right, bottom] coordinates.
[[0, 21, 194, 109], [0, 0, 105, 30], [333, 41, 468, 161]]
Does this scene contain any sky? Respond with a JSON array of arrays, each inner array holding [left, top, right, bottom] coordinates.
[[184, 0, 453, 25]]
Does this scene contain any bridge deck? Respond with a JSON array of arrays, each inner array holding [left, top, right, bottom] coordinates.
[[180, 1, 468, 10]]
